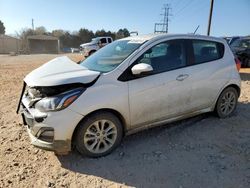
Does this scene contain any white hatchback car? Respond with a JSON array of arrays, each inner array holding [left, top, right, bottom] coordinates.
[[18, 34, 241, 157]]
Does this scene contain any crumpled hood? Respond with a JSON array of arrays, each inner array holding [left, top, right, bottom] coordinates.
[[24, 56, 100, 86]]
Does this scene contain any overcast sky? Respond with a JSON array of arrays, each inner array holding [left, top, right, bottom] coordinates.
[[0, 0, 249, 37]]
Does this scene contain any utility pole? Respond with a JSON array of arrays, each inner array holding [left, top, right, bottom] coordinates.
[[154, 4, 172, 33], [207, 0, 214, 36], [32, 18, 34, 30]]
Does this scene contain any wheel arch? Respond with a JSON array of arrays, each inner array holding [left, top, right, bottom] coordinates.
[[226, 84, 241, 97], [213, 83, 241, 111], [88, 50, 96, 56], [71, 108, 127, 146]]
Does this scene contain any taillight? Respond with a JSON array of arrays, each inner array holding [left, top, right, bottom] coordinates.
[[235, 58, 241, 71]]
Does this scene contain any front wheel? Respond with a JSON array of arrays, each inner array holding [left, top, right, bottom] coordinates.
[[74, 112, 123, 157], [215, 87, 238, 118]]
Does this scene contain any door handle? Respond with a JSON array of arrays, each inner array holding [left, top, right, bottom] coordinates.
[[176, 74, 189, 81]]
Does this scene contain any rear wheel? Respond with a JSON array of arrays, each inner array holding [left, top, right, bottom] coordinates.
[[75, 112, 123, 157], [215, 87, 238, 118]]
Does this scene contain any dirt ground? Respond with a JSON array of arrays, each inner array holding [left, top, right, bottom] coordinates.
[[0, 54, 250, 188]]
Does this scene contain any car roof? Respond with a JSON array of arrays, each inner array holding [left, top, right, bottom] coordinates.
[[120, 33, 226, 44], [95, 36, 112, 39]]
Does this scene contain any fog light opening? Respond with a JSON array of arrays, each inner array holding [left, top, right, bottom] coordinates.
[[37, 128, 54, 143]]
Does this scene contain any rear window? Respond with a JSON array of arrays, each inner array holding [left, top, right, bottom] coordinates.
[[192, 40, 224, 64]]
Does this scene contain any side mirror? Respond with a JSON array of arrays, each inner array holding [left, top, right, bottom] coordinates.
[[131, 63, 153, 75]]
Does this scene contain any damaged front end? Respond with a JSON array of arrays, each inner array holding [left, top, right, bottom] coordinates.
[[17, 83, 86, 154], [16, 56, 101, 154], [18, 83, 85, 122], [27, 84, 85, 112]]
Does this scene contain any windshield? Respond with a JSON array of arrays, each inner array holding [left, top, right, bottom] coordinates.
[[91, 38, 99, 44], [80, 40, 143, 72]]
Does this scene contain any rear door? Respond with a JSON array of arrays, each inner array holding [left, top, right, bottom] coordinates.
[[186, 39, 226, 110]]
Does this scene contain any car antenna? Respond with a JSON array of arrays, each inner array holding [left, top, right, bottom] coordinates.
[[193, 25, 200, 34]]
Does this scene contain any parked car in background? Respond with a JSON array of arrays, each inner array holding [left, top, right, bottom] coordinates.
[[79, 36, 113, 57], [71, 48, 80, 53], [222, 36, 240, 45], [61, 47, 72, 53], [18, 34, 241, 157], [228, 36, 240, 45], [223, 37, 231, 44], [61, 47, 80, 53], [230, 37, 250, 67]]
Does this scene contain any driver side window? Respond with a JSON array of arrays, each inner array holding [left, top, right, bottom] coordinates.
[[100, 38, 107, 44], [137, 40, 186, 74]]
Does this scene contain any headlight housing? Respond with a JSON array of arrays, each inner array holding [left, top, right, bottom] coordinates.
[[35, 88, 84, 112]]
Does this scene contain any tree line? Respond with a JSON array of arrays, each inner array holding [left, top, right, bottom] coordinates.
[[16, 26, 130, 50], [0, 20, 5, 34], [0, 20, 130, 52]]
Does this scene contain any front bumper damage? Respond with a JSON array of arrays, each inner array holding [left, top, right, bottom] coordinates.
[[17, 82, 84, 154], [27, 128, 71, 155], [21, 108, 71, 154]]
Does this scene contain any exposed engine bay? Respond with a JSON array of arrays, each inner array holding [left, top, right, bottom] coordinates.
[[27, 83, 85, 98]]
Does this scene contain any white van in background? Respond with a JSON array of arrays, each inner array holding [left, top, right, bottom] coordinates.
[[80, 36, 113, 57]]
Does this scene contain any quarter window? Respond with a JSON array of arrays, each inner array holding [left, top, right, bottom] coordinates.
[[192, 40, 224, 64], [136, 40, 186, 74]]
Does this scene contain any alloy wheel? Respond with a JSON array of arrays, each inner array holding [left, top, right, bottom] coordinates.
[[219, 91, 237, 116], [83, 120, 117, 154]]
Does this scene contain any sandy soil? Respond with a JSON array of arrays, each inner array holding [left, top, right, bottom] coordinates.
[[0, 54, 250, 188]]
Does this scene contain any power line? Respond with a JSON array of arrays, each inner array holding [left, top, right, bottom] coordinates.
[[172, 0, 185, 12], [172, 0, 208, 22], [174, 0, 195, 18]]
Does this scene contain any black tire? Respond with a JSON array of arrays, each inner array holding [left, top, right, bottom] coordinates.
[[74, 112, 123, 158], [215, 87, 238, 118]]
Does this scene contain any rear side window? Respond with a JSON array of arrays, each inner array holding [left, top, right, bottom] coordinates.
[[100, 38, 107, 44], [108, 38, 112, 43], [192, 40, 224, 64]]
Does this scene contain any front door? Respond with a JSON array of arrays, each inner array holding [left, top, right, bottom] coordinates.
[[128, 39, 193, 128]]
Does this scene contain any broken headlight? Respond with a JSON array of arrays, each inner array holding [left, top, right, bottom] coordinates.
[[35, 88, 84, 112]]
